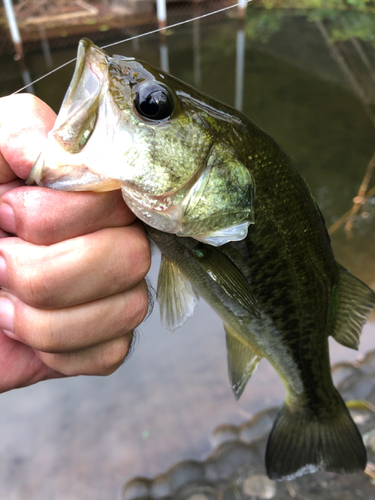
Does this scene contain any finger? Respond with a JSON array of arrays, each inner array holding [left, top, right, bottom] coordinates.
[[0, 155, 17, 184], [0, 225, 150, 309], [0, 180, 25, 197], [34, 333, 134, 376], [0, 94, 56, 180], [0, 186, 136, 245], [0, 281, 148, 352], [0, 331, 62, 393], [0, 181, 26, 239]]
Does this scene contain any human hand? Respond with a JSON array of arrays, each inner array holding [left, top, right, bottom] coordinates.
[[0, 94, 151, 393]]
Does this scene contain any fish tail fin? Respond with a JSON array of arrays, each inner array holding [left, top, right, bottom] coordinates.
[[266, 390, 367, 480]]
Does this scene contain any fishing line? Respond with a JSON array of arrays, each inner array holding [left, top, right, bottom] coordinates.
[[12, 58, 77, 94], [12, 1, 250, 95]]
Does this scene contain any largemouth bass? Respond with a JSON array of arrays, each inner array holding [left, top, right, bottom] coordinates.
[[27, 39, 375, 480]]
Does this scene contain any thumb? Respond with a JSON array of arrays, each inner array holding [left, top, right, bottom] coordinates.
[[0, 94, 56, 181]]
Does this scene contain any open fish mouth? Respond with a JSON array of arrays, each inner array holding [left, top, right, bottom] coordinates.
[[28, 153, 120, 192], [49, 38, 108, 153], [27, 39, 111, 189]]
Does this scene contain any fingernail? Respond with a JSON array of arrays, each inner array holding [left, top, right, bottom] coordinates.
[[0, 297, 14, 333], [0, 257, 8, 288], [0, 203, 16, 234]]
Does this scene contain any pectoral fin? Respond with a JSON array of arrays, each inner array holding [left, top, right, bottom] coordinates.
[[190, 243, 260, 318], [194, 221, 251, 247], [331, 262, 375, 350], [156, 254, 199, 332], [225, 323, 262, 400]]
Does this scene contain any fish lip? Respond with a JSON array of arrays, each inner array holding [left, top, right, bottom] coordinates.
[[53, 39, 108, 134], [67, 38, 108, 101], [67, 38, 91, 100]]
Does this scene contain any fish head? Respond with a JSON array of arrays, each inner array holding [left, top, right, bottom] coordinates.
[[28, 39, 255, 246]]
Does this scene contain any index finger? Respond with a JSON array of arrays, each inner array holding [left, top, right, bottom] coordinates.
[[0, 186, 136, 245], [0, 94, 56, 181]]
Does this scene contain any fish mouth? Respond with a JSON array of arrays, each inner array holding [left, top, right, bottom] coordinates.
[[27, 153, 120, 192], [27, 39, 109, 187], [51, 38, 108, 152]]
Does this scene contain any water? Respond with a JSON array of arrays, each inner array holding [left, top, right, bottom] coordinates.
[[0, 7, 375, 499]]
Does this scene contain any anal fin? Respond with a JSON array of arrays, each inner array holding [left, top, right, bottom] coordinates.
[[332, 262, 375, 350], [224, 323, 262, 400], [157, 254, 199, 332]]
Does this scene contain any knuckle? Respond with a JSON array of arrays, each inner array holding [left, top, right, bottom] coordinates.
[[129, 282, 150, 328], [37, 334, 132, 377], [99, 335, 132, 376], [32, 317, 63, 352], [3, 244, 55, 309], [135, 236, 152, 278], [122, 227, 151, 283], [9, 190, 51, 244], [19, 267, 52, 309]]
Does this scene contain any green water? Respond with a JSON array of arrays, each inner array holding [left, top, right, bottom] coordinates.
[[0, 7, 374, 499]]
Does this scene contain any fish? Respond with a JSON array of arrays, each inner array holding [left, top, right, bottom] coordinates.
[[27, 38, 375, 481]]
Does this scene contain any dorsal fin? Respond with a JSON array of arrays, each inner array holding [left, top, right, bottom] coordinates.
[[224, 323, 262, 400], [331, 262, 375, 350], [156, 254, 199, 331]]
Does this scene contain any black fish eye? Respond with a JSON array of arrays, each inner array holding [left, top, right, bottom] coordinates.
[[134, 83, 173, 121]]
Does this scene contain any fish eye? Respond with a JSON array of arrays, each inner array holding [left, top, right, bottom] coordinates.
[[134, 83, 173, 121]]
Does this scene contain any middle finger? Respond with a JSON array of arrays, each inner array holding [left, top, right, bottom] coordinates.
[[0, 224, 151, 309]]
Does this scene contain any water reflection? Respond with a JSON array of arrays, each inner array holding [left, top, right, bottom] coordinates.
[[315, 20, 375, 127], [159, 41, 169, 73], [0, 6, 374, 500], [329, 152, 375, 239], [193, 20, 201, 88], [235, 23, 245, 111], [18, 59, 35, 94], [39, 27, 53, 69]]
